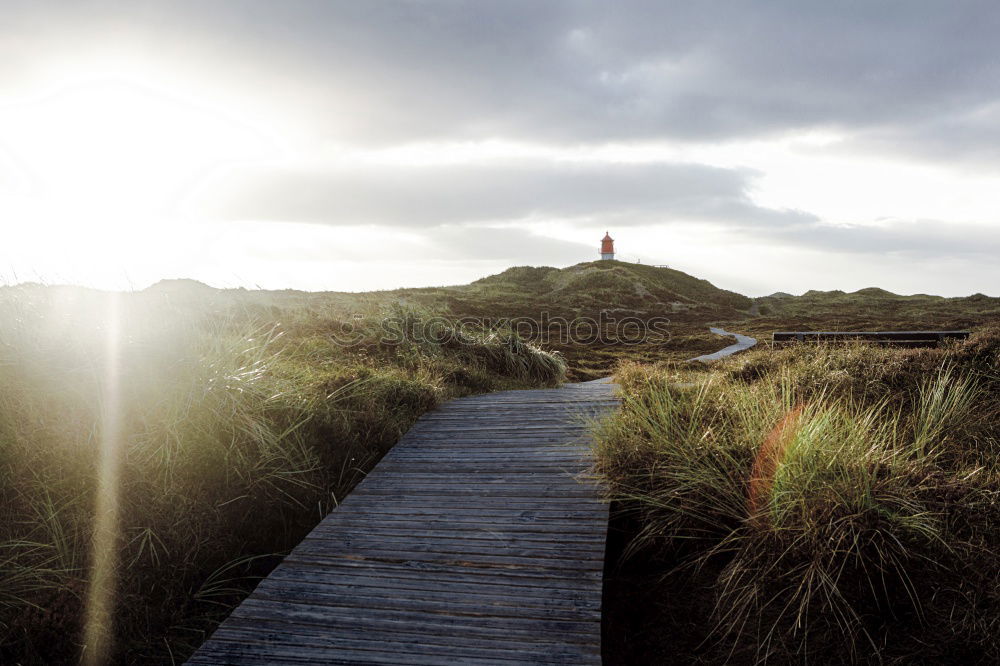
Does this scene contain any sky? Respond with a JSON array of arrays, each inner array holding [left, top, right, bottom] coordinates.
[[1, 1, 999, 296]]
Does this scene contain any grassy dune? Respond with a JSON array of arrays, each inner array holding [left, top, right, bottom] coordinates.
[[598, 331, 1000, 664], [0, 284, 564, 664], [395, 260, 756, 380], [3, 262, 999, 664], [744, 288, 1000, 338]]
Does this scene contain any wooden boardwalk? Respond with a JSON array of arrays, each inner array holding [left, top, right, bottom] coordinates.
[[188, 380, 619, 665]]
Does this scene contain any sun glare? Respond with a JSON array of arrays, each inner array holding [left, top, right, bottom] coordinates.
[[0, 73, 279, 286]]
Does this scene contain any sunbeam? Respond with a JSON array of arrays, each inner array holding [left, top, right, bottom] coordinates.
[[82, 292, 123, 666]]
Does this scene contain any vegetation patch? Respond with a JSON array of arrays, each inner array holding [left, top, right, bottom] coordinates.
[[0, 284, 563, 664], [597, 330, 1000, 664], [4, 262, 1000, 663]]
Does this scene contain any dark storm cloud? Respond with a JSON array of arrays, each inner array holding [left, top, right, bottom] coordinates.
[[8, 1, 1000, 155], [190, 160, 816, 229]]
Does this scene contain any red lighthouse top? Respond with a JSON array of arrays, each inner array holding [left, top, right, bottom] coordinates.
[[600, 232, 615, 255]]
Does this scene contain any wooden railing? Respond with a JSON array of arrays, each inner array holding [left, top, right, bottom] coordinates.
[[772, 330, 970, 347]]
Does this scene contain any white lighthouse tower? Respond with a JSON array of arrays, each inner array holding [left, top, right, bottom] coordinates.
[[599, 232, 615, 260]]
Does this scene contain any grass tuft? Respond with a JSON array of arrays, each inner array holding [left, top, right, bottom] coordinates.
[[597, 330, 1000, 664]]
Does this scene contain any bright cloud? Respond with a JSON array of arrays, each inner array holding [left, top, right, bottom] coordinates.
[[2, 1, 1000, 295]]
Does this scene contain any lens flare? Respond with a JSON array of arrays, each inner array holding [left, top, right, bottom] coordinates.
[[747, 404, 803, 524], [82, 293, 123, 665]]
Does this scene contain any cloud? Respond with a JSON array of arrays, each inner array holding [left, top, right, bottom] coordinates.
[[5, 1, 1000, 295], [216, 220, 594, 265], [195, 154, 1000, 265], [190, 159, 816, 229], [758, 220, 1000, 259], [845, 103, 1000, 166], [427, 226, 595, 263], [9, 0, 997, 158]]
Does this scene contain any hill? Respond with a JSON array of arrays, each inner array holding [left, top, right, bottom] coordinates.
[[408, 260, 752, 318], [384, 261, 753, 378], [9, 264, 1000, 379], [751, 286, 1000, 335]]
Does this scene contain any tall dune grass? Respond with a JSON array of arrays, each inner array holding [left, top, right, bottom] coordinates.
[[0, 284, 564, 663], [597, 331, 1000, 664]]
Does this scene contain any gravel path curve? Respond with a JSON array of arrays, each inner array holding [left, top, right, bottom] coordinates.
[[687, 327, 757, 363]]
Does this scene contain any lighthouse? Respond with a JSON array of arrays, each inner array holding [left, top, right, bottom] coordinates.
[[599, 232, 615, 260]]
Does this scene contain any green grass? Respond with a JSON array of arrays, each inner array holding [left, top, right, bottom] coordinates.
[[471, 261, 752, 311], [397, 260, 754, 380], [596, 331, 1000, 664], [0, 284, 564, 664], [4, 262, 1000, 663], [747, 287, 1000, 335]]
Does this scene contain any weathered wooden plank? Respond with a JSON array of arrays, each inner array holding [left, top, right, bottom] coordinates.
[[191, 635, 591, 666], [363, 469, 588, 477], [350, 485, 599, 496], [312, 521, 605, 537], [388, 443, 585, 449], [329, 500, 607, 513], [389, 451, 586, 457], [279, 554, 605, 576], [230, 597, 601, 637], [371, 465, 590, 474], [409, 413, 597, 420], [362, 465, 591, 474], [355, 481, 594, 492], [267, 567, 601, 600], [247, 584, 602, 621], [276, 558, 605, 588], [186, 380, 617, 665], [322, 513, 606, 526], [324, 503, 605, 516], [404, 425, 593, 433], [354, 475, 595, 484], [370, 461, 589, 469], [390, 440, 590, 449], [320, 505, 607, 518], [307, 522, 607, 541], [289, 543, 606, 567], [332, 504, 606, 516], [405, 416, 598, 422], [297, 534, 606, 559], [216, 615, 597, 653], [301, 521, 608, 542], [385, 450, 588, 456], [382, 451, 589, 459], [189, 641, 543, 666], [201, 626, 598, 664], [396, 432, 590, 441]]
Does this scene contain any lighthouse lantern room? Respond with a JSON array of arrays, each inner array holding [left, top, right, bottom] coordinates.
[[599, 232, 615, 260]]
